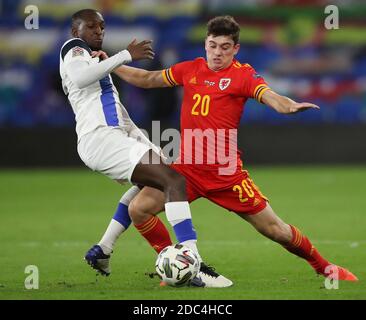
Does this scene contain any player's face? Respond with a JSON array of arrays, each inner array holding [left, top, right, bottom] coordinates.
[[205, 35, 240, 71], [74, 12, 105, 50]]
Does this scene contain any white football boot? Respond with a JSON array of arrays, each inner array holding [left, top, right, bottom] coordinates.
[[191, 262, 233, 288]]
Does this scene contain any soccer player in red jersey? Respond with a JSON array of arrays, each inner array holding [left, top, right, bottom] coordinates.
[[89, 16, 357, 286]]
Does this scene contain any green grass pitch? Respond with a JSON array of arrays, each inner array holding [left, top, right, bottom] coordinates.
[[0, 166, 365, 300]]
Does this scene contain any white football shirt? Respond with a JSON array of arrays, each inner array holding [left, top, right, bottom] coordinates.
[[59, 38, 134, 141]]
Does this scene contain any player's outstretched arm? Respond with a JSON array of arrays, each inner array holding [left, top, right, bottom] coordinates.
[[115, 66, 168, 89], [115, 39, 168, 89], [261, 90, 320, 114], [65, 50, 131, 89], [65, 39, 154, 89], [92, 48, 168, 89]]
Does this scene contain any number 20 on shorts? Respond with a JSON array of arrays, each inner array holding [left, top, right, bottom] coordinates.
[[191, 93, 210, 116], [232, 179, 255, 203]]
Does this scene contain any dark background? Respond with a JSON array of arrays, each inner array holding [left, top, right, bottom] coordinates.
[[1, 0, 366, 166]]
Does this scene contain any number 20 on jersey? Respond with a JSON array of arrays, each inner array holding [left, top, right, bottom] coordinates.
[[191, 94, 210, 117]]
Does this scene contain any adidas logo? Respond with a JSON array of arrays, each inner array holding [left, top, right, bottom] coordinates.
[[189, 77, 197, 84], [253, 198, 261, 206]]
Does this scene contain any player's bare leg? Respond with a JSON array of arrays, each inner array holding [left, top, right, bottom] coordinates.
[[128, 186, 172, 254], [129, 186, 165, 225], [127, 149, 202, 261], [129, 186, 203, 264], [129, 186, 233, 288], [129, 150, 187, 202], [237, 203, 358, 281], [128, 184, 201, 260]]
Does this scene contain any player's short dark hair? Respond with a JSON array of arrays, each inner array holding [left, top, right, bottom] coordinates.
[[71, 8, 99, 29], [207, 16, 240, 44]]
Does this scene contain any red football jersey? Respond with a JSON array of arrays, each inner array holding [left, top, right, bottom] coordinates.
[[162, 57, 270, 169]]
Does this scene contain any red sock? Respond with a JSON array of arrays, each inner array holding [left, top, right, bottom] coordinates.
[[135, 216, 172, 253], [284, 225, 330, 275]]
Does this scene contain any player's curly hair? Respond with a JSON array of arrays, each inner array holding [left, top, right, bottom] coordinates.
[[207, 16, 240, 44]]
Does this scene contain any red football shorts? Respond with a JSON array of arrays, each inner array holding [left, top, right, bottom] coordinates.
[[170, 163, 268, 215]]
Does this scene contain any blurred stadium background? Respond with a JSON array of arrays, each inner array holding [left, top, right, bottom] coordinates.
[[1, 0, 366, 166]]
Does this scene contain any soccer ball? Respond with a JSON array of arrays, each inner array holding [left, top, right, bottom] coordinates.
[[155, 244, 200, 287]]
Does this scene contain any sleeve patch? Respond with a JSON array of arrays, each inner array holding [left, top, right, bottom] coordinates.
[[61, 39, 91, 61], [72, 46, 85, 57]]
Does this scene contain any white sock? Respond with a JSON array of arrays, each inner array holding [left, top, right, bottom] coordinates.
[[98, 186, 140, 255], [98, 219, 126, 255], [165, 201, 202, 262]]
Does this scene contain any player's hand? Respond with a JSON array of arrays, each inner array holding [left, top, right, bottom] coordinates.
[[91, 50, 109, 60], [127, 39, 155, 61], [289, 102, 320, 113]]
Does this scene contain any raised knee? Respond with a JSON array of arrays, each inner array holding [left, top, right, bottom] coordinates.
[[128, 199, 146, 223]]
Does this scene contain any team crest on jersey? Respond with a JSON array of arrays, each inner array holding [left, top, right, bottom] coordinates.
[[72, 46, 84, 57], [219, 78, 231, 90]]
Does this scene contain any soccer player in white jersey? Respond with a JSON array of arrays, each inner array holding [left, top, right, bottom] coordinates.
[[61, 9, 232, 287]]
